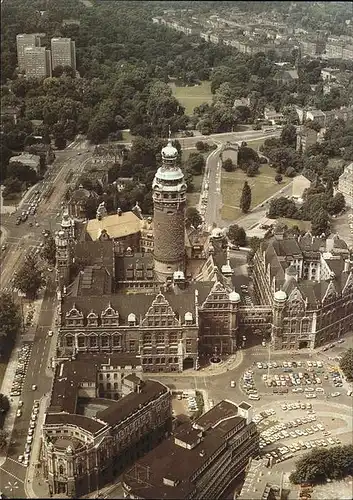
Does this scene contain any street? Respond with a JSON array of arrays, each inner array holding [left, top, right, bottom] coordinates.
[[0, 146, 91, 291], [197, 130, 282, 229], [0, 279, 57, 498]]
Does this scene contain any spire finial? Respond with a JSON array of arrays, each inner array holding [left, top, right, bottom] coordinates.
[[168, 125, 172, 144]]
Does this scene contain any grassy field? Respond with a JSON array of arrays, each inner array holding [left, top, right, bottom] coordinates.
[[221, 164, 291, 221], [186, 173, 203, 207], [246, 137, 268, 151], [169, 81, 213, 115], [276, 217, 311, 231]]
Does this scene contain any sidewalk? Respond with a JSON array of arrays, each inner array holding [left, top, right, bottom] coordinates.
[[0, 342, 22, 467], [25, 394, 51, 499], [0, 225, 9, 246]]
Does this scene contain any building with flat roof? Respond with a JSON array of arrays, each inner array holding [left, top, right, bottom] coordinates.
[[51, 37, 76, 71], [23, 46, 52, 78], [16, 33, 41, 71], [42, 356, 172, 497], [123, 400, 259, 499], [338, 162, 353, 207]]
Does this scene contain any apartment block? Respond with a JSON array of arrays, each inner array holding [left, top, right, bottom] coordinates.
[[16, 33, 41, 71], [51, 37, 76, 71], [123, 400, 259, 499], [23, 47, 52, 78]]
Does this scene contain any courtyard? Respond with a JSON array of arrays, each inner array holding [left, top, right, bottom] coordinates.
[[221, 164, 291, 221]]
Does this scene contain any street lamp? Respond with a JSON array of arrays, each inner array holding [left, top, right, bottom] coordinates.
[[5, 481, 19, 498]]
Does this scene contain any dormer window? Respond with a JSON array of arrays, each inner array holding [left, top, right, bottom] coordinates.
[[101, 303, 119, 326], [87, 311, 98, 327], [128, 313, 136, 327], [184, 312, 193, 325], [65, 303, 84, 326]]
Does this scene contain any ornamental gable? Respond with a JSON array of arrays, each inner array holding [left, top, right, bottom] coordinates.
[[141, 292, 179, 327]]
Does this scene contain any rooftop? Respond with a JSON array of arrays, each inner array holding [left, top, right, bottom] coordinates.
[[86, 211, 143, 240], [123, 400, 250, 499]]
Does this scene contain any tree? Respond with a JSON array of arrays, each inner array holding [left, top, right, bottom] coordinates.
[[3, 177, 23, 198], [222, 158, 235, 172], [9, 162, 37, 185], [268, 197, 298, 219], [328, 192, 345, 215], [240, 181, 251, 213], [247, 164, 259, 177], [275, 173, 283, 184], [0, 430, 7, 450], [280, 124, 297, 148], [187, 153, 205, 175], [285, 166, 296, 177], [290, 445, 353, 485], [41, 233, 56, 266], [54, 135, 67, 150], [238, 146, 259, 167], [311, 208, 329, 236], [186, 207, 203, 228], [0, 292, 22, 352], [13, 255, 46, 300], [340, 348, 353, 382], [228, 224, 246, 246], [195, 141, 206, 151], [325, 178, 334, 198], [0, 393, 10, 414]]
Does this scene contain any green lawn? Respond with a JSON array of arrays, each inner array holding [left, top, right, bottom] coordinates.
[[276, 217, 312, 231], [246, 137, 267, 151], [170, 81, 213, 115], [221, 164, 291, 221]]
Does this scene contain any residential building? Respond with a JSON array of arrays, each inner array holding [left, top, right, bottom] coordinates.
[[338, 163, 353, 207], [51, 37, 76, 71], [9, 152, 41, 173], [305, 109, 326, 128], [67, 185, 99, 220], [23, 46, 52, 78], [16, 33, 41, 71], [325, 41, 344, 59], [123, 400, 259, 500], [253, 232, 353, 350], [41, 356, 172, 497], [296, 126, 318, 153], [24, 143, 55, 165], [274, 68, 299, 85], [321, 67, 340, 81], [264, 108, 284, 125]]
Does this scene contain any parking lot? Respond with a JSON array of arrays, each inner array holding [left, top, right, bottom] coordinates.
[[239, 353, 348, 403], [252, 399, 352, 466]]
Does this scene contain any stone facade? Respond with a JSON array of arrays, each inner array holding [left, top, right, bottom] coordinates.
[[253, 232, 353, 350], [42, 359, 172, 498], [152, 140, 187, 281]]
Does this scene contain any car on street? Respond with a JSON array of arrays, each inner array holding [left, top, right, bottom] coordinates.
[[31, 384, 37, 391], [16, 409, 22, 417]]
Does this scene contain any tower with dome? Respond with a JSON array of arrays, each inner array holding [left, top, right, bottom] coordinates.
[[152, 134, 187, 281]]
